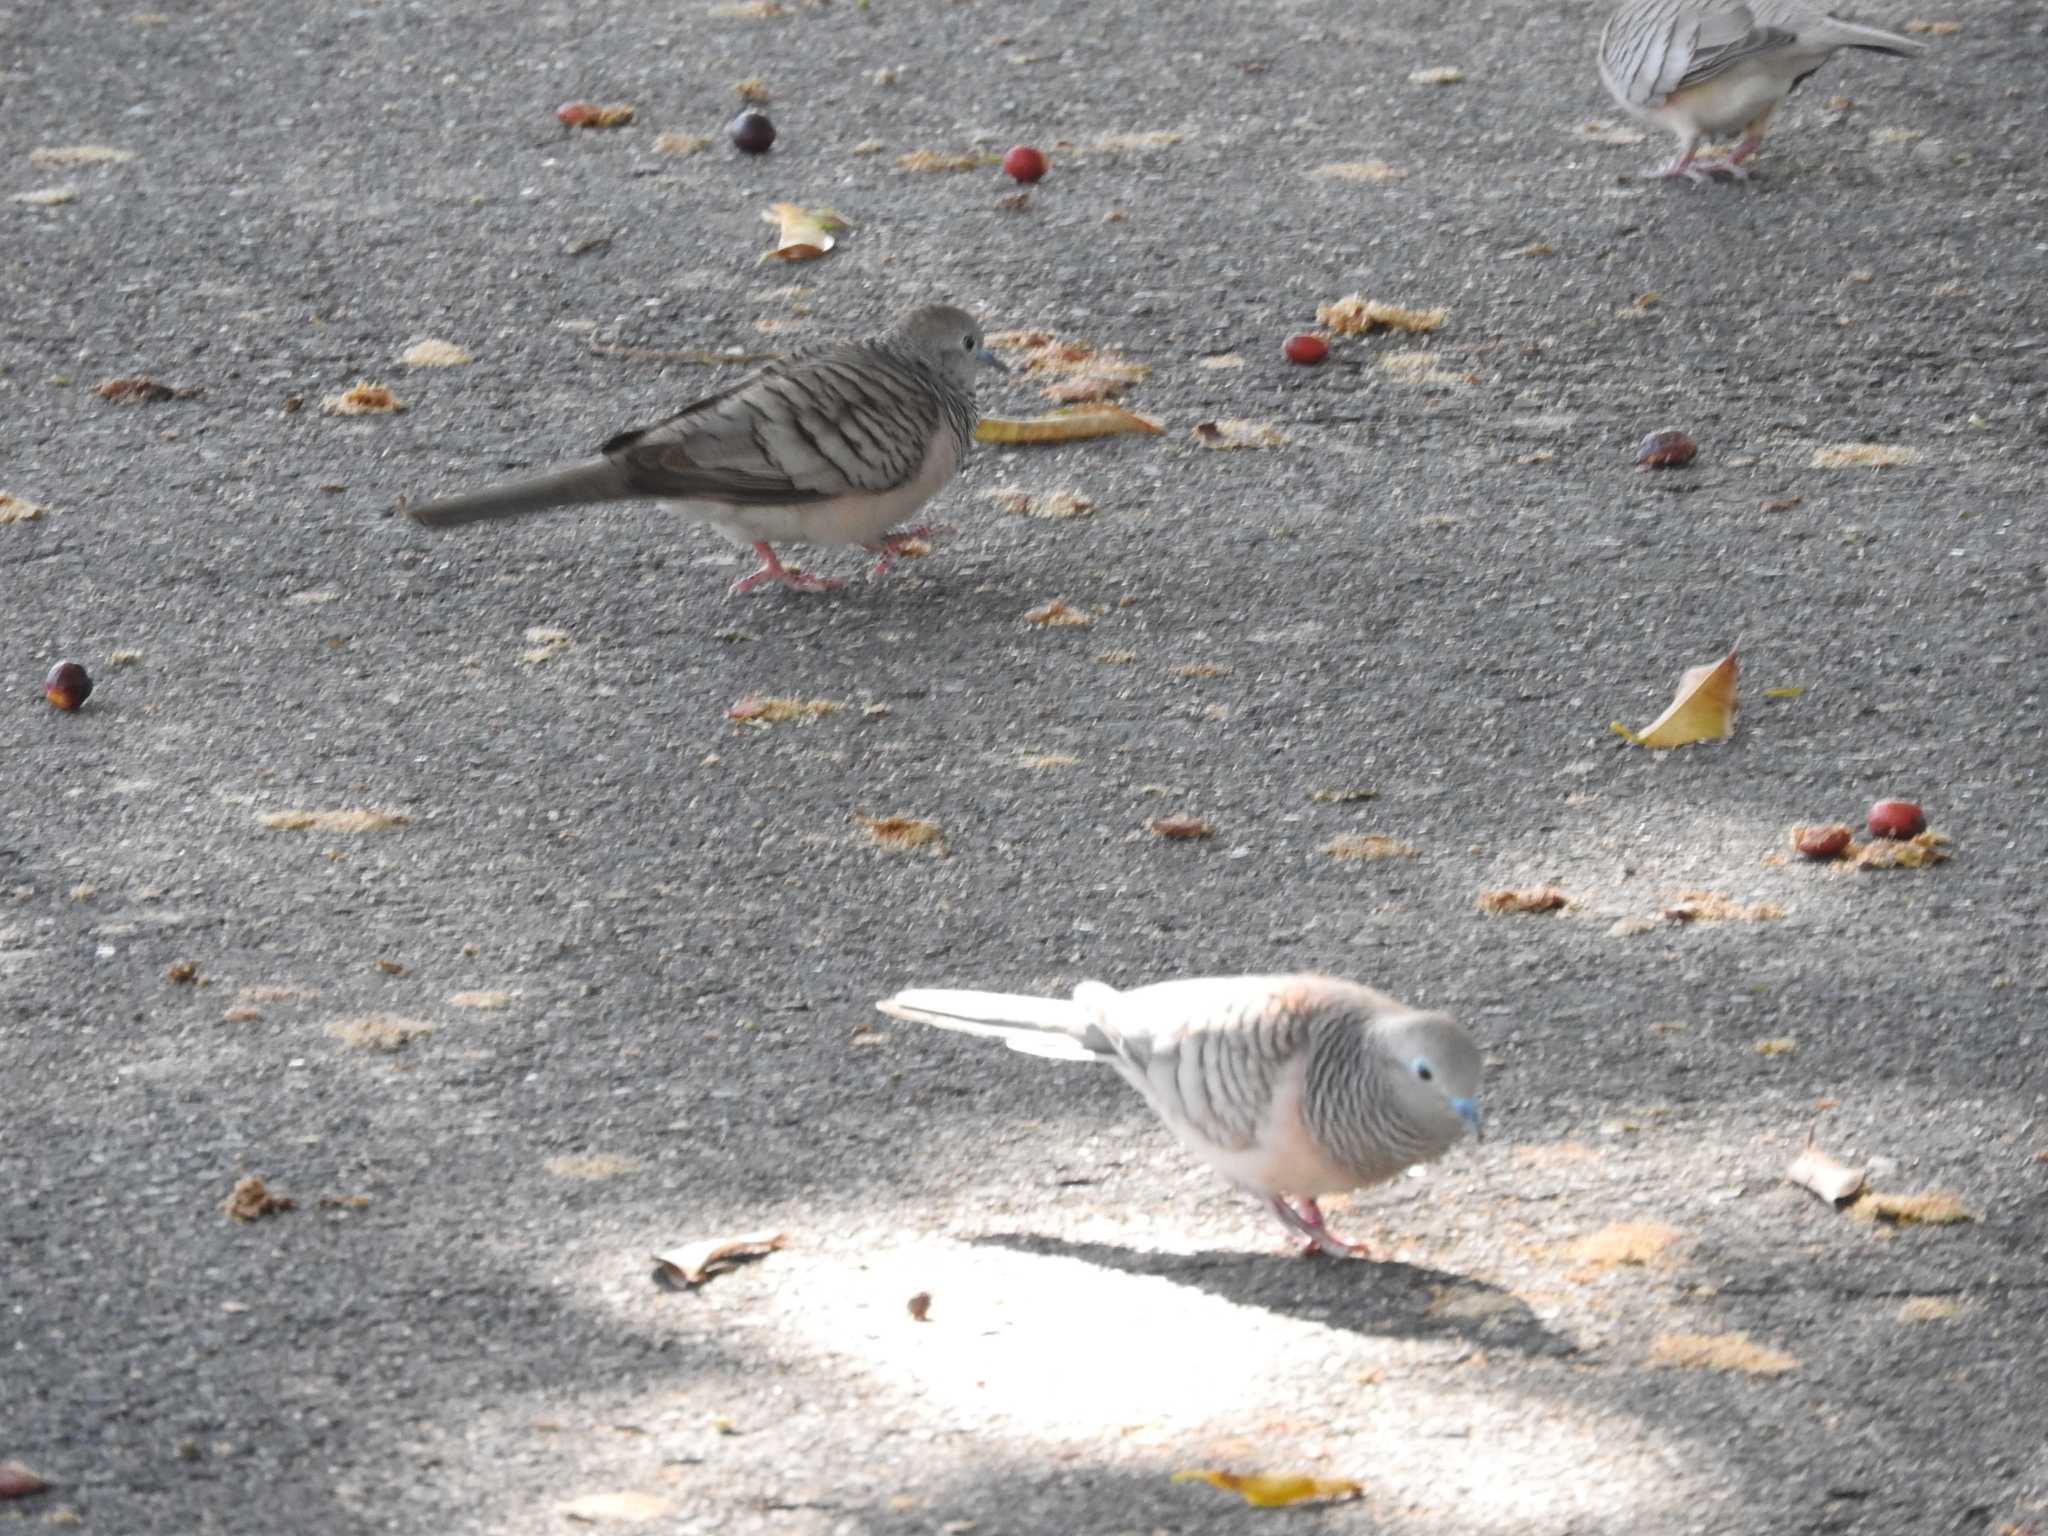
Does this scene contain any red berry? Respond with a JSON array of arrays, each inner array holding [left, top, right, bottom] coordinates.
[[556, 100, 599, 126], [728, 110, 776, 154], [44, 660, 92, 711], [1283, 333, 1328, 366], [1002, 145, 1048, 183], [1867, 799, 1926, 840], [1793, 824, 1853, 859]]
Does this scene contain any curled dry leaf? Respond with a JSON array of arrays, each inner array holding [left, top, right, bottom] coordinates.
[[0, 1462, 50, 1500], [1846, 830, 1949, 869], [261, 808, 409, 832], [1660, 891, 1782, 923], [0, 492, 48, 523], [1612, 648, 1738, 748], [322, 381, 404, 416], [401, 339, 473, 368], [1648, 1332, 1797, 1376], [1787, 1143, 1867, 1206], [1313, 160, 1408, 182], [760, 202, 851, 263], [1322, 834, 1416, 860], [1192, 418, 1289, 450], [1171, 1471, 1363, 1508], [1148, 814, 1214, 841], [1477, 886, 1568, 914], [976, 404, 1163, 444], [857, 813, 943, 852], [1846, 1190, 1972, 1226], [651, 1231, 786, 1288], [1317, 294, 1447, 335], [1024, 599, 1092, 627], [896, 149, 986, 172], [1812, 443, 1918, 469], [223, 1175, 295, 1222], [96, 376, 194, 403], [557, 101, 636, 127], [727, 694, 843, 724]]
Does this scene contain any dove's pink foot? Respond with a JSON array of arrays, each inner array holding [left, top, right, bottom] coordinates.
[[1266, 1195, 1372, 1259], [863, 524, 955, 580], [728, 541, 846, 596]]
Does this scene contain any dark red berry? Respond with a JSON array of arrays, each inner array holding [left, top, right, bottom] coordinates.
[[728, 110, 776, 154], [1866, 799, 1926, 840], [1002, 145, 1048, 183], [1283, 333, 1328, 366], [44, 660, 92, 712]]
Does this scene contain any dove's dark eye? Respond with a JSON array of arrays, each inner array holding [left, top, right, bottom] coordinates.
[[1413, 1059, 1434, 1082], [963, 334, 977, 351]]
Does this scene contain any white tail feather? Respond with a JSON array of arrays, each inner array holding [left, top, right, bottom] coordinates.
[[876, 988, 1107, 1062]]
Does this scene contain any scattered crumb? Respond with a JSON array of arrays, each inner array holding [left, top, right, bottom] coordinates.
[[327, 1013, 435, 1052], [12, 185, 78, 205], [1845, 830, 1950, 869], [734, 76, 772, 100], [1567, 1221, 1681, 1272], [1191, 418, 1289, 450], [223, 1176, 294, 1223], [1847, 1190, 1973, 1226], [1811, 443, 1918, 469], [1660, 891, 1784, 923], [0, 492, 48, 523], [401, 339, 473, 368], [322, 381, 403, 416], [1477, 886, 1568, 915], [545, 1154, 641, 1180], [1025, 599, 1093, 627], [1318, 295, 1447, 335], [1903, 16, 1960, 32], [1754, 1038, 1797, 1056], [1322, 834, 1416, 860], [261, 808, 410, 832], [727, 695, 843, 724], [448, 989, 515, 1011], [1648, 1331, 1797, 1376], [654, 132, 713, 156], [1309, 787, 1377, 804], [1408, 66, 1465, 84], [1897, 1296, 1964, 1322], [1313, 160, 1407, 183], [850, 138, 886, 156], [856, 813, 944, 853], [29, 144, 136, 168], [166, 960, 199, 985], [1020, 753, 1078, 770], [1095, 650, 1137, 665], [1086, 131, 1186, 152], [896, 150, 985, 173], [1147, 814, 1213, 841], [108, 650, 142, 664], [221, 1006, 263, 1023]]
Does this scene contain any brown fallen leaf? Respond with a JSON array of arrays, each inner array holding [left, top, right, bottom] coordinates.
[[1309, 787, 1378, 803], [1648, 1331, 1797, 1376], [727, 694, 843, 724], [1477, 886, 1568, 914], [1191, 418, 1289, 450], [1171, 1470, 1363, 1508], [0, 1462, 49, 1500], [223, 1175, 295, 1223], [1612, 648, 1738, 748], [1846, 1190, 1973, 1226], [1148, 814, 1214, 841], [1024, 599, 1092, 628], [857, 813, 944, 852], [651, 1231, 786, 1288], [322, 381, 404, 416], [1322, 834, 1416, 860], [976, 405, 1163, 444], [96, 376, 198, 403], [1317, 294, 1447, 335], [1787, 1142, 1867, 1206], [759, 202, 850, 263]]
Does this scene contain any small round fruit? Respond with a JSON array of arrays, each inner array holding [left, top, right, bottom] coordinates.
[[45, 659, 93, 711], [1283, 333, 1329, 366], [1794, 824, 1853, 859], [1867, 799, 1926, 840], [556, 100, 599, 126], [728, 110, 776, 154], [1002, 145, 1048, 183], [1635, 429, 1698, 468]]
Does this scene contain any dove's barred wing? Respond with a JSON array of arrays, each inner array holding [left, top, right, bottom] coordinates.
[[1602, 0, 1797, 105], [603, 342, 968, 508]]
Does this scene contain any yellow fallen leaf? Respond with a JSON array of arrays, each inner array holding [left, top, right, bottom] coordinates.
[[1313, 160, 1408, 182], [261, 808, 410, 832], [1171, 1470, 1363, 1508], [1318, 294, 1447, 335], [1477, 886, 1569, 914], [976, 405, 1163, 443], [856, 813, 944, 852], [1612, 648, 1737, 748], [760, 202, 850, 263], [1764, 685, 1804, 699], [322, 381, 404, 416], [401, 338, 473, 368]]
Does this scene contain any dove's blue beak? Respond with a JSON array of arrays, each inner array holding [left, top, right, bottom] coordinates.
[[1453, 1098, 1484, 1142], [976, 346, 1007, 373]]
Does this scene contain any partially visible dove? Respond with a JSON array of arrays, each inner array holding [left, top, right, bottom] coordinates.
[[1599, 0, 1926, 181], [876, 973, 1484, 1256], [405, 304, 1003, 595]]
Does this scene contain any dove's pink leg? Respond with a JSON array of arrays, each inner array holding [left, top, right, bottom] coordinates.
[[1265, 1195, 1372, 1259], [863, 524, 955, 580], [729, 541, 846, 596]]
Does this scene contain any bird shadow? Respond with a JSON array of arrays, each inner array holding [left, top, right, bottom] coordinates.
[[969, 1231, 1577, 1359]]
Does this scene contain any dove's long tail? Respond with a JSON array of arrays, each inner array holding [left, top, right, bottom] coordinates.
[[1810, 17, 1924, 55], [876, 988, 1114, 1063], [406, 460, 631, 528]]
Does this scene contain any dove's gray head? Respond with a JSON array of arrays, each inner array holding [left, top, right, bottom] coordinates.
[[888, 304, 1006, 391], [1376, 1010, 1485, 1147]]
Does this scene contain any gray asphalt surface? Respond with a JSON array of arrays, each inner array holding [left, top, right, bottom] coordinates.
[[6, 1, 2046, 1533]]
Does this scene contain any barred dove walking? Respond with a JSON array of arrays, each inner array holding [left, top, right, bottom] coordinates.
[[406, 304, 1002, 595], [1599, 0, 1926, 181], [877, 974, 1484, 1256]]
